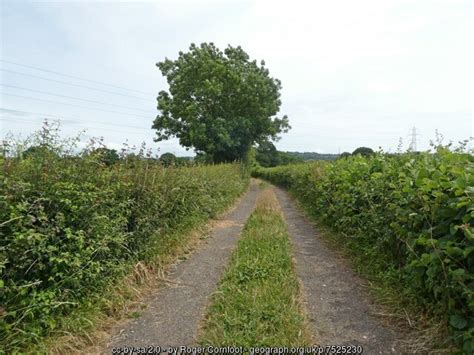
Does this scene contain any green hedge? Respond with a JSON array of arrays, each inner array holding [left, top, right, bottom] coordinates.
[[253, 149, 473, 352], [0, 149, 248, 351]]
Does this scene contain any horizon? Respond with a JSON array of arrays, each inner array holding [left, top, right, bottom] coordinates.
[[1, 0, 472, 155]]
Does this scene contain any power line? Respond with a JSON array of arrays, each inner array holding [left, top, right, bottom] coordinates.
[[1, 84, 153, 113], [1, 106, 400, 148], [0, 59, 154, 95], [0, 108, 321, 134], [0, 69, 152, 101], [2, 115, 397, 153], [1, 108, 397, 144], [0, 107, 81, 120], [0, 92, 153, 119], [0, 108, 153, 131], [0, 116, 153, 133], [0, 107, 150, 130]]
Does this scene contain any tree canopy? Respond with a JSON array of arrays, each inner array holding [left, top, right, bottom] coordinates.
[[153, 43, 290, 163], [159, 152, 177, 166], [22, 145, 59, 159], [255, 141, 302, 167], [352, 147, 374, 156], [90, 147, 119, 166]]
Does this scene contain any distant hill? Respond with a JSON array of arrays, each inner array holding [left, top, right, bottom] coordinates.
[[284, 151, 340, 161]]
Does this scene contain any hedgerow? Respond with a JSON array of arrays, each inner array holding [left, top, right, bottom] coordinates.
[[0, 122, 249, 352], [253, 148, 473, 353]]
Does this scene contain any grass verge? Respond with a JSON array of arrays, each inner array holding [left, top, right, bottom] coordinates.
[[29, 183, 250, 354], [199, 187, 310, 346], [289, 195, 453, 353]]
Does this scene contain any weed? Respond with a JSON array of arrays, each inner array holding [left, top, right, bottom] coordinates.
[[253, 147, 473, 353], [199, 188, 310, 346]]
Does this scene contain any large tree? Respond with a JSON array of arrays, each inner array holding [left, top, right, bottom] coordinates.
[[153, 43, 290, 162]]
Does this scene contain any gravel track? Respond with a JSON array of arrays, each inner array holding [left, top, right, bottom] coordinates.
[[105, 182, 401, 353], [106, 182, 259, 349], [274, 186, 400, 354]]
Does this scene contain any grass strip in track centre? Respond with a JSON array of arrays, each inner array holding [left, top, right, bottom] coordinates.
[[199, 187, 310, 346]]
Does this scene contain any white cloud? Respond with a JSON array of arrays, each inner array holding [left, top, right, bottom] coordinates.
[[1, 0, 472, 153]]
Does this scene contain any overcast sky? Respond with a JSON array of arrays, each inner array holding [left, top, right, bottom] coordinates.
[[1, 0, 472, 155]]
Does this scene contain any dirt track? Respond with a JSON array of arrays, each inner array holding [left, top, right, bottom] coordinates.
[[274, 186, 400, 354], [104, 182, 402, 353], [106, 182, 259, 349]]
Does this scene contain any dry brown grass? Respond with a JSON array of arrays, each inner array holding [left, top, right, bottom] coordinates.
[[198, 184, 312, 346], [47, 227, 211, 354], [42, 187, 251, 355], [254, 184, 281, 214], [297, 211, 453, 353]]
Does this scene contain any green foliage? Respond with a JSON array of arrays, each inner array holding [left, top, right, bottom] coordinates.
[[153, 42, 290, 163], [199, 190, 308, 346], [194, 152, 214, 164], [253, 149, 474, 352], [89, 147, 120, 166], [352, 146, 374, 156], [255, 141, 278, 167], [159, 152, 177, 167], [284, 151, 340, 161], [22, 145, 59, 160], [0, 127, 248, 352], [276, 151, 302, 166], [255, 142, 303, 167]]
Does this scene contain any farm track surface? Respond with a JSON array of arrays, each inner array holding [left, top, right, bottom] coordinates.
[[105, 182, 402, 352], [106, 181, 259, 350], [273, 186, 400, 354]]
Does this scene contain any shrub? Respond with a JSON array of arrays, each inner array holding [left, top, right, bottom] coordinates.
[[0, 124, 249, 351], [352, 146, 374, 156], [253, 148, 473, 353]]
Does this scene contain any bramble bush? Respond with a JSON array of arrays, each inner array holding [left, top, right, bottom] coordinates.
[[0, 122, 249, 351], [253, 146, 473, 353]]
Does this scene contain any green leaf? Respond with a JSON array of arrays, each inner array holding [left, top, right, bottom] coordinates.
[[463, 246, 474, 258], [465, 186, 474, 194], [450, 314, 468, 330], [451, 268, 465, 277], [153, 43, 289, 162]]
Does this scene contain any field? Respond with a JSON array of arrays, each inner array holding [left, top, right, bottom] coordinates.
[[252, 148, 473, 352]]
